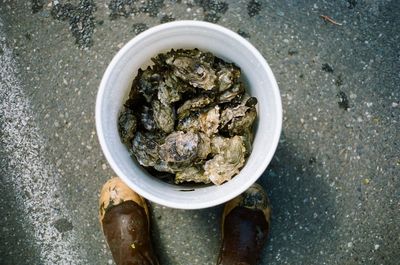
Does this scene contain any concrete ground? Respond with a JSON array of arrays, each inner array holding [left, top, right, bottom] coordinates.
[[0, 0, 399, 264]]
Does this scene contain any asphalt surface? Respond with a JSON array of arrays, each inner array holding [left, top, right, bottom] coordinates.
[[0, 0, 399, 264]]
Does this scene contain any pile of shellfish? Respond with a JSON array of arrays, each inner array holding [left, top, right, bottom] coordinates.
[[118, 49, 257, 185]]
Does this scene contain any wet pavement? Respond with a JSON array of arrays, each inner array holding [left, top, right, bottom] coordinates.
[[0, 0, 399, 264]]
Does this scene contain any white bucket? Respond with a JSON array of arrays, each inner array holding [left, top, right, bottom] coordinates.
[[96, 21, 282, 209]]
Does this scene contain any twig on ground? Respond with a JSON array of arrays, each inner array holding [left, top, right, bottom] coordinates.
[[320, 15, 343, 26]]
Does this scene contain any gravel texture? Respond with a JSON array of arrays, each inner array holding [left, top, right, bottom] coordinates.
[[0, 0, 399, 264]]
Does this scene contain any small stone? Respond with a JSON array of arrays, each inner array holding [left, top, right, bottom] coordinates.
[[132, 23, 148, 35], [372, 117, 380, 124], [247, 0, 262, 17], [322, 63, 334, 73], [347, 242, 353, 248], [362, 178, 370, 185], [337, 91, 350, 110], [374, 244, 380, 250], [102, 163, 107, 170], [392, 102, 399, 107]]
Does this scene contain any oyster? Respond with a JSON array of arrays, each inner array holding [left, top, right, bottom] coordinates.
[[176, 106, 220, 137], [164, 70, 196, 94], [204, 136, 246, 185], [197, 132, 211, 160], [153, 161, 187, 174], [159, 131, 199, 163], [216, 61, 241, 92], [210, 135, 227, 155], [119, 48, 258, 185], [139, 105, 156, 131], [134, 67, 163, 103], [218, 83, 245, 103], [152, 99, 175, 134], [220, 97, 257, 136], [118, 108, 137, 146], [199, 105, 220, 136], [240, 128, 254, 157], [175, 166, 211, 184], [158, 82, 181, 105], [220, 104, 249, 128], [132, 131, 162, 167], [177, 95, 214, 115], [176, 111, 200, 132], [165, 49, 217, 91], [227, 106, 257, 136]]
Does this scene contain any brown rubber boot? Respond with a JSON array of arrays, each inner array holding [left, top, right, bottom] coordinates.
[[217, 183, 272, 265], [99, 177, 159, 265]]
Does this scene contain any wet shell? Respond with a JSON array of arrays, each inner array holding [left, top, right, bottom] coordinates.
[[166, 49, 217, 91], [132, 132, 162, 167], [152, 100, 175, 134], [177, 95, 214, 115], [216, 61, 241, 92], [159, 131, 199, 163], [118, 108, 137, 146], [204, 136, 246, 185], [199, 105, 220, 136], [135, 67, 162, 103], [175, 166, 211, 184]]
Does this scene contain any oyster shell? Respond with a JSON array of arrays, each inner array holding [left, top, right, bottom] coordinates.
[[134, 67, 163, 103], [132, 131, 162, 167], [152, 99, 175, 134], [157, 82, 181, 105], [165, 49, 217, 91], [177, 95, 214, 115], [159, 131, 199, 163], [227, 106, 257, 136], [176, 111, 200, 132], [118, 108, 137, 146], [204, 135, 246, 185], [210, 135, 227, 155], [199, 105, 220, 136], [240, 128, 254, 157], [220, 104, 249, 128], [176, 106, 220, 137], [153, 161, 187, 174], [216, 61, 241, 92], [164, 70, 196, 95], [220, 97, 257, 136], [139, 105, 156, 131], [218, 83, 245, 103], [197, 132, 211, 160], [175, 166, 211, 184]]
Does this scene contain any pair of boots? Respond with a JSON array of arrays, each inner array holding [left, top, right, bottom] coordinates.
[[99, 178, 271, 265]]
